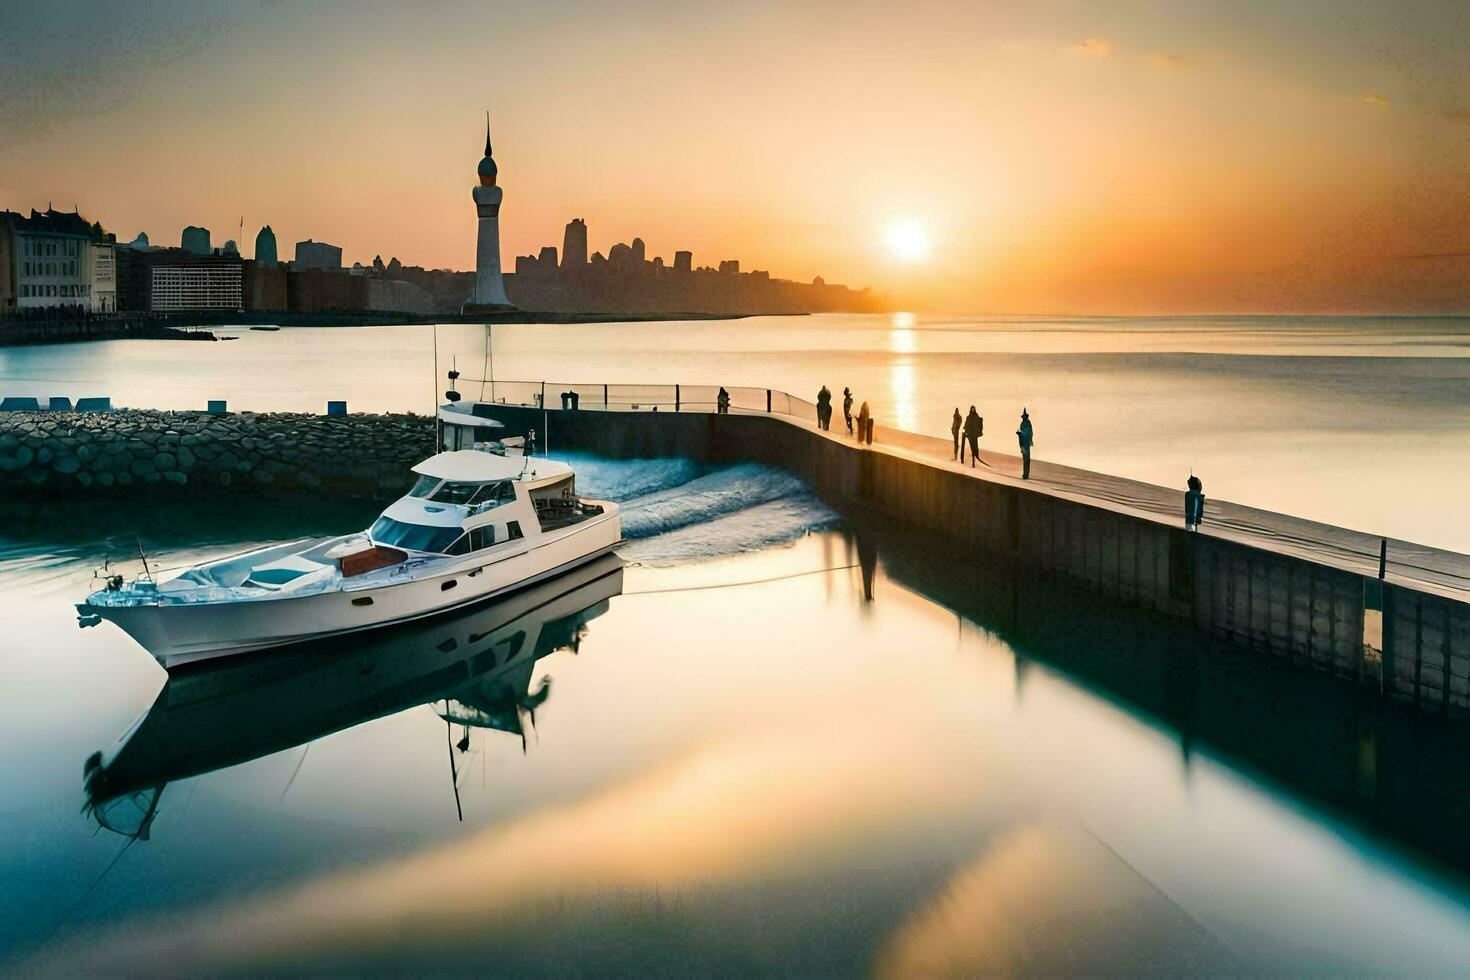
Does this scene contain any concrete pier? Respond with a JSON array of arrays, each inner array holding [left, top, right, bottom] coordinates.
[[476, 401, 1469, 716]]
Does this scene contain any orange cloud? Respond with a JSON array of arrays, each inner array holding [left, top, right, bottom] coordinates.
[[1062, 37, 1113, 57], [1362, 94, 1391, 108]]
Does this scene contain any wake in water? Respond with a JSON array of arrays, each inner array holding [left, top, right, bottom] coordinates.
[[563, 454, 841, 565]]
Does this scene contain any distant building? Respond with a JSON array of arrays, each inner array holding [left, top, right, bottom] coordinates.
[[89, 243, 116, 312], [116, 248, 242, 311], [254, 225, 278, 267], [127, 232, 150, 251], [718, 259, 739, 275], [295, 239, 342, 271], [151, 259, 242, 311], [181, 225, 211, 255], [674, 250, 692, 274], [0, 208, 96, 311], [631, 237, 646, 264], [221, 240, 239, 255], [562, 218, 588, 269]]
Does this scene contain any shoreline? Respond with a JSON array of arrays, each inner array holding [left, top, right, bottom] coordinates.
[[0, 308, 808, 347]]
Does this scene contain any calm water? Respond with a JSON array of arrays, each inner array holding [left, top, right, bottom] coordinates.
[[2, 458, 1469, 975], [1, 313, 1467, 549]]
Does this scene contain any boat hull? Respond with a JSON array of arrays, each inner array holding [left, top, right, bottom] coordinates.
[[82, 509, 621, 669]]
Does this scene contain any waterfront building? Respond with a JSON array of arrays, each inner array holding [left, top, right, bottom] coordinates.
[[466, 114, 512, 310], [631, 237, 646, 265], [254, 225, 278, 267], [182, 225, 211, 255], [674, 250, 692, 274], [295, 239, 342, 271], [221, 240, 239, 255], [562, 218, 588, 268], [89, 242, 116, 312], [127, 232, 150, 251], [151, 258, 242, 311], [0, 208, 96, 312], [719, 259, 740, 275]]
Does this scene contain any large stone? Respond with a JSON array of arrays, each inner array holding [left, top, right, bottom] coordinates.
[[96, 471, 114, 487], [154, 452, 177, 470], [35, 445, 53, 464], [129, 457, 156, 476], [52, 456, 80, 474], [163, 471, 187, 485]]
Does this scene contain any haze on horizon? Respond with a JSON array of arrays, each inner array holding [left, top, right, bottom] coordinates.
[[3, 0, 1468, 315]]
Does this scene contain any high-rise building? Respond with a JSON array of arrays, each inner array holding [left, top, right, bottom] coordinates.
[[674, 250, 692, 274], [181, 225, 211, 255], [631, 237, 646, 265], [562, 218, 588, 269], [466, 113, 512, 310], [254, 225, 277, 267], [294, 239, 342, 271]]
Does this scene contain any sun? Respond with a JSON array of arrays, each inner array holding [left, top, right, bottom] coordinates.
[[885, 219, 931, 263]]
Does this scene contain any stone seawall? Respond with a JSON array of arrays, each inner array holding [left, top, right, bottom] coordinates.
[[0, 411, 433, 498]]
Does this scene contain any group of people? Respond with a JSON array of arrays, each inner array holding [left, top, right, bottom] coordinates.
[[816, 385, 871, 441], [949, 406, 1034, 478]]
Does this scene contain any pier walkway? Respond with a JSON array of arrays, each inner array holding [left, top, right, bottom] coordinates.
[[467, 379, 1468, 604]]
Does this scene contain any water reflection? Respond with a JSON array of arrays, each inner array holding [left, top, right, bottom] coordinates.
[[83, 556, 623, 841]]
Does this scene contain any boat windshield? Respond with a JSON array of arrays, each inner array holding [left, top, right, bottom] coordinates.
[[431, 480, 513, 508], [407, 474, 440, 498], [369, 516, 462, 553]]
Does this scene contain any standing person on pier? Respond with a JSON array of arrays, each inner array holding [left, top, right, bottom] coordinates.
[[1016, 409, 1034, 479], [1185, 475, 1205, 531], [843, 387, 854, 434], [717, 387, 730, 414], [816, 385, 832, 430], [951, 408, 963, 461], [963, 406, 982, 467], [857, 400, 871, 443]]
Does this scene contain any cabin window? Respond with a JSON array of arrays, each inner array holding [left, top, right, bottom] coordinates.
[[431, 480, 514, 508], [507, 521, 524, 541], [407, 474, 440, 498], [469, 526, 496, 550], [369, 516, 462, 553], [445, 534, 470, 556]]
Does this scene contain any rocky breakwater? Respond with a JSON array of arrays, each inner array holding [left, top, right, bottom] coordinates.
[[0, 410, 434, 499]]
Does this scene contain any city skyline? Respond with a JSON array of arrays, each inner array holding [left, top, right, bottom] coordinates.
[[3, 1, 1470, 313]]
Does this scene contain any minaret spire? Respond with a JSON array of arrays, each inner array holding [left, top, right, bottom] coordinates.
[[484, 111, 492, 158]]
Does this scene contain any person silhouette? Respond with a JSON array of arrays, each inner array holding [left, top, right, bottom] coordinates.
[[717, 387, 730, 414], [857, 400, 871, 443], [816, 385, 832, 430], [963, 406, 982, 467], [843, 387, 854, 433], [525, 427, 537, 456], [1016, 409, 1034, 479], [951, 407, 963, 461], [1185, 475, 1205, 531]]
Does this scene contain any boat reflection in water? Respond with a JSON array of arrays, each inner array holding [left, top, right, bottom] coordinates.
[[82, 554, 625, 840]]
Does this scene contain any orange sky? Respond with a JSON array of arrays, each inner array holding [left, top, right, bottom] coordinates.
[[2, 1, 1468, 313]]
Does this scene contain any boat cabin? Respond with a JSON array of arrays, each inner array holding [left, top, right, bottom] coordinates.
[[368, 450, 603, 557]]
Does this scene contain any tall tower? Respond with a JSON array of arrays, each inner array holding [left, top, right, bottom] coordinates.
[[467, 112, 512, 310], [561, 218, 588, 269]]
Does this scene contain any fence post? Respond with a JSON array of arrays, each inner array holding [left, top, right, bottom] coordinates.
[[541, 381, 545, 410], [604, 384, 609, 410], [766, 389, 772, 413], [675, 384, 680, 412]]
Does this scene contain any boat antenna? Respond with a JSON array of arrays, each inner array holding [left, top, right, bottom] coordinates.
[[481, 323, 491, 402], [444, 704, 463, 821], [135, 536, 154, 583]]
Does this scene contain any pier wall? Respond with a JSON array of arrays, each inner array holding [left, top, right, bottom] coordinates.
[[489, 405, 1469, 716]]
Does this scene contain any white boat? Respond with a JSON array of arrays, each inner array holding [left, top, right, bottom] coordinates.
[[78, 426, 620, 668]]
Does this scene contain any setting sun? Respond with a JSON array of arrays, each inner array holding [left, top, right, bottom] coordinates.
[[885, 219, 931, 263]]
